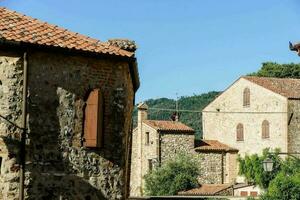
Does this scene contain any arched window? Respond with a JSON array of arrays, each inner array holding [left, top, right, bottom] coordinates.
[[83, 89, 104, 148], [262, 120, 270, 139], [236, 123, 244, 141], [243, 88, 250, 107]]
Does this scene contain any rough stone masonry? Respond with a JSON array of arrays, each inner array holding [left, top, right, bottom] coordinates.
[[0, 44, 138, 200]]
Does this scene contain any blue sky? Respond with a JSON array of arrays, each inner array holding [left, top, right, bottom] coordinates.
[[2, 0, 300, 102]]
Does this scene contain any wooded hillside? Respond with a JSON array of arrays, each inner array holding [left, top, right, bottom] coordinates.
[[133, 91, 220, 139], [134, 62, 300, 139]]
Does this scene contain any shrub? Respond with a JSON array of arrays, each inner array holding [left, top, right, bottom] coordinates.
[[144, 153, 199, 196], [237, 148, 281, 189]]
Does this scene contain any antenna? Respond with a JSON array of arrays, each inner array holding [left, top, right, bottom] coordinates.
[[175, 93, 179, 121], [176, 92, 179, 114]]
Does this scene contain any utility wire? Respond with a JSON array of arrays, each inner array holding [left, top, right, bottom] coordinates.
[[148, 107, 292, 114]]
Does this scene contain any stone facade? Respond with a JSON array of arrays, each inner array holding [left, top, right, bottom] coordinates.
[[202, 76, 300, 183], [287, 100, 300, 155], [203, 77, 289, 157], [196, 152, 224, 184], [0, 47, 137, 200], [160, 133, 194, 164], [130, 104, 195, 197]]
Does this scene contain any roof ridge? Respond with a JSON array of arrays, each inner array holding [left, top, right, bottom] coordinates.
[[243, 75, 300, 81]]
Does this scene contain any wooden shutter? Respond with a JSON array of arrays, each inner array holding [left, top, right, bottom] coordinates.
[[262, 120, 269, 139], [84, 89, 104, 148], [243, 88, 250, 107]]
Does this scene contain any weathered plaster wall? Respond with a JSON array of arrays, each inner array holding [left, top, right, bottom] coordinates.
[[203, 78, 288, 157], [0, 49, 135, 200], [130, 123, 159, 197], [287, 99, 300, 155], [224, 152, 238, 184], [130, 128, 140, 197], [160, 133, 194, 164]]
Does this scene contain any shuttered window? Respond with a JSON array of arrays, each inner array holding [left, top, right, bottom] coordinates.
[[83, 89, 104, 148], [262, 120, 270, 139], [236, 123, 244, 141], [243, 88, 250, 107]]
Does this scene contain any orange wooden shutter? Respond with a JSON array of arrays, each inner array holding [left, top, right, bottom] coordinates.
[[84, 89, 104, 148]]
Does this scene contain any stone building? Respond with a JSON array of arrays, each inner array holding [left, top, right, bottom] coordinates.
[[0, 7, 139, 200], [202, 76, 300, 185], [130, 103, 195, 197], [194, 140, 238, 184]]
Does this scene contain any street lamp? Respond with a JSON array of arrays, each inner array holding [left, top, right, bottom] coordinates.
[[263, 158, 274, 172], [262, 152, 300, 172]]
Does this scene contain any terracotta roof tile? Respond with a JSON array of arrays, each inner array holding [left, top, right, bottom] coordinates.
[[178, 184, 232, 196], [143, 120, 194, 133], [195, 140, 238, 152], [0, 7, 134, 58], [243, 76, 300, 99]]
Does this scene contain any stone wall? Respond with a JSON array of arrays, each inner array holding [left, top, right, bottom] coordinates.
[[160, 133, 194, 164], [0, 49, 135, 200], [0, 51, 24, 199], [196, 152, 224, 184], [287, 99, 300, 154]]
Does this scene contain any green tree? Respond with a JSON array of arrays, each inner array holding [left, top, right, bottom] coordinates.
[[133, 91, 220, 139], [144, 153, 199, 196], [260, 172, 300, 200], [260, 158, 300, 200], [249, 62, 300, 78], [237, 148, 281, 189]]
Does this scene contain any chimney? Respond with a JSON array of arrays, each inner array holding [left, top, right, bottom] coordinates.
[[108, 39, 137, 52], [137, 103, 148, 124]]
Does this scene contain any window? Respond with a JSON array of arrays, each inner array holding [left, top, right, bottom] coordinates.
[[236, 123, 244, 141], [243, 88, 250, 107], [250, 191, 258, 197], [209, 164, 217, 172], [145, 132, 150, 145], [148, 159, 153, 172], [240, 191, 248, 196], [262, 120, 270, 139], [0, 157, 2, 174], [83, 89, 104, 148]]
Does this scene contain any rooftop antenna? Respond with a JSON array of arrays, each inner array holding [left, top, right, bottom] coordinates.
[[175, 93, 179, 121]]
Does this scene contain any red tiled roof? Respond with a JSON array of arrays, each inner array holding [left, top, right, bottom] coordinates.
[[0, 7, 134, 57], [243, 76, 300, 99], [143, 120, 194, 133], [178, 184, 232, 196], [195, 140, 238, 152]]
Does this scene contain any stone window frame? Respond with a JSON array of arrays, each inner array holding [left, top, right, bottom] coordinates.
[[262, 120, 270, 139], [243, 88, 250, 107], [145, 132, 150, 145], [236, 123, 244, 141]]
